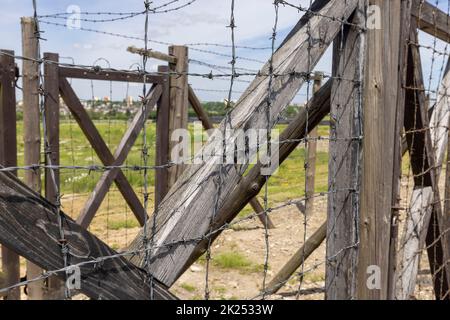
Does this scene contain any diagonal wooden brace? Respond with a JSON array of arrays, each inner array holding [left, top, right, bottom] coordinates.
[[59, 78, 149, 228], [0, 170, 177, 300], [397, 24, 450, 300], [76, 85, 163, 228]]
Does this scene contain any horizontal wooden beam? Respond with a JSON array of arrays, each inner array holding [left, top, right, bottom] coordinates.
[[127, 46, 177, 64], [59, 66, 164, 84], [0, 171, 177, 300], [412, 0, 450, 43]]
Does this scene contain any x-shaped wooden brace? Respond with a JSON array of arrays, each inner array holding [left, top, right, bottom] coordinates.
[[397, 22, 450, 300], [59, 78, 163, 228]]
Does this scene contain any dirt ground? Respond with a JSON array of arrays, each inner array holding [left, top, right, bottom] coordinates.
[[62, 191, 437, 300]]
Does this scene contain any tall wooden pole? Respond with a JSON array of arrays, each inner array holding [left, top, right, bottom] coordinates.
[[304, 72, 322, 218], [21, 16, 44, 300], [387, 0, 413, 299], [167, 45, 188, 189], [357, 1, 403, 299], [326, 2, 364, 299], [155, 65, 170, 207], [43, 52, 64, 299], [0, 49, 21, 300]]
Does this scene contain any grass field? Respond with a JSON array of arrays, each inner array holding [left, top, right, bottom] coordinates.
[[16, 120, 331, 203]]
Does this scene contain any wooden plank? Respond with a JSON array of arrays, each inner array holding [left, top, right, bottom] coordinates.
[[397, 25, 450, 299], [155, 66, 171, 208], [0, 171, 177, 300], [188, 85, 215, 131], [127, 0, 358, 287], [0, 49, 20, 300], [412, 0, 450, 44], [167, 46, 189, 189], [326, 2, 363, 300], [21, 16, 44, 300], [0, 272, 6, 298], [77, 85, 162, 228], [444, 88, 450, 298], [249, 199, 275, 230], [59, 78, 147, 227], [357, 0, 402, 300], [388, 0, 414, 300], [58, 66, 164, 84], [43, 52, 65, 299], [304, 72, 322, 219], [189, 87, 275, 229], [266, 221, 326, 295], [44, 53, 60, 208], [127, 46, 177, 64]]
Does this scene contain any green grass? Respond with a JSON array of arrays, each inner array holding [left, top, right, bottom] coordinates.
[[180, 283, 197, 293], [211, 251, 264, 273], [15, 120, 334, 209], [107, 218, 140, 230]]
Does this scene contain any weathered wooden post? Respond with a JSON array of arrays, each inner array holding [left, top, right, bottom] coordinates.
[[21, 16, 44, 300], [167, 45, 189, 189], [356, 1, 403, 299], [0, 49, 21, 300], [304, 72, 323, 218], [43, 52, 64, 299], [155, 65, 170, 207], [326, 1, 365, 300]]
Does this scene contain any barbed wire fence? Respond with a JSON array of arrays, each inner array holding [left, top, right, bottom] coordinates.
[[0, 0, 449, 301]]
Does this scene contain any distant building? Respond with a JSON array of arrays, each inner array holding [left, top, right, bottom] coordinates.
[[126, 95, 133, 108]]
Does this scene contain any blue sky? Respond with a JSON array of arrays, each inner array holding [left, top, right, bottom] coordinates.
[[1, 0, 449, 103]]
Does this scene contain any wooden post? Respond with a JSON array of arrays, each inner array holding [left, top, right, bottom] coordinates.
[[43, 52, 64, 299], [443, 93, 450, 297], [43, 53, 60, 218], [0, 49, 20, 300], [388, 0, 413, 299], [357, 1, 402, 299], [155, 65, 170, 207], [326, 3, 364, 300], [168, 45, 189, 189], [21, 17, 44, 300], [305, 72, 323, 218]]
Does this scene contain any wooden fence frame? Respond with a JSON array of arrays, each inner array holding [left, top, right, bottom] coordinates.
[[1, 0, 450, 300]]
